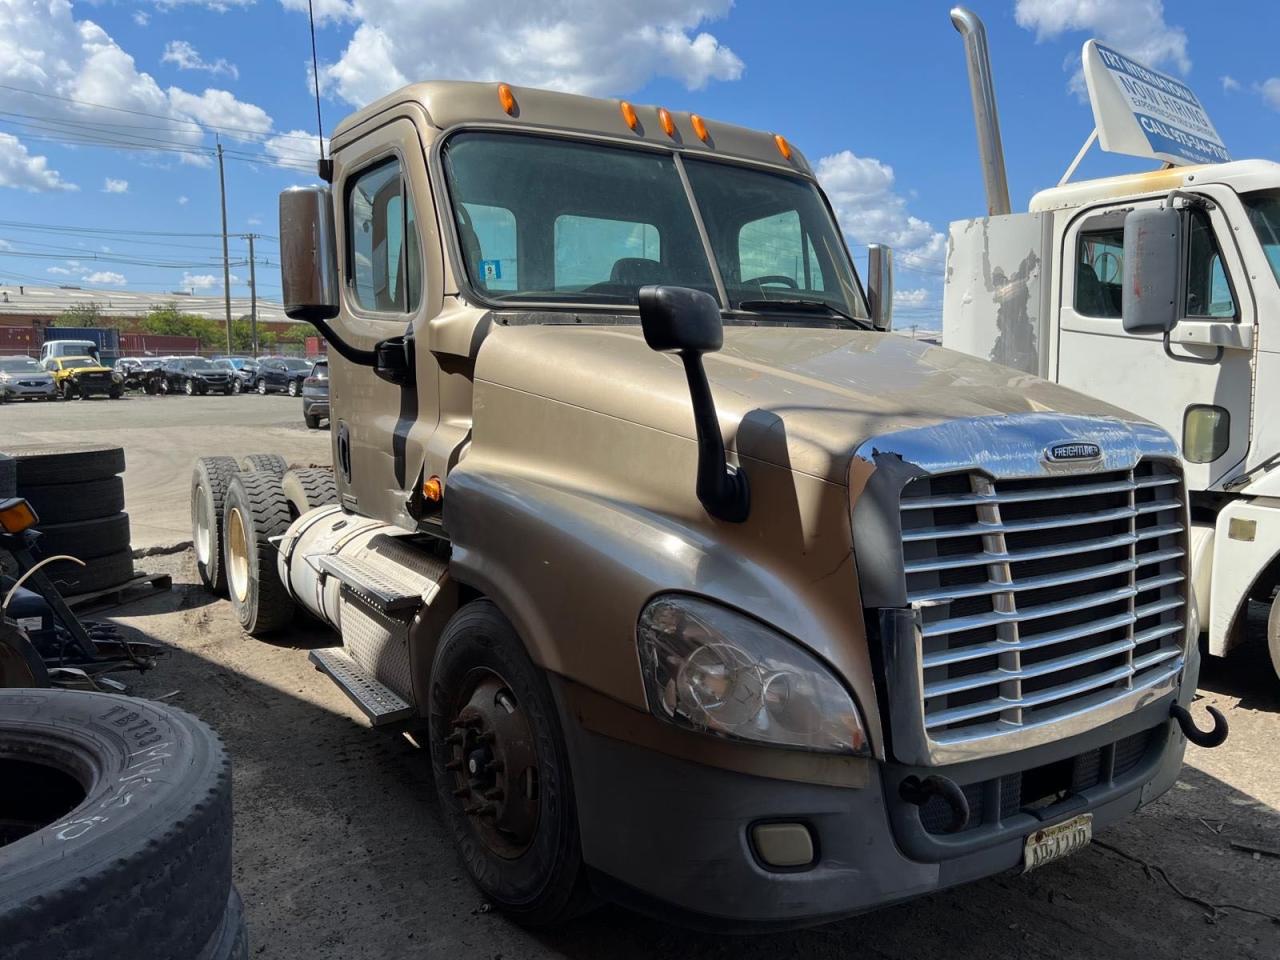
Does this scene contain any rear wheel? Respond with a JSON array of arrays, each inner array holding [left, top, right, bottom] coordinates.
[[239, 453, 287, 475], [184, 379, 195, 396], [256, 379, 267, 395], [223, 471, 295, 635], [192, 456, 241, 595], [429, 601, 593, 927], [281, 467, 337, 518], [287, 379, 299, 398], [1268, 593, 1280, 683]]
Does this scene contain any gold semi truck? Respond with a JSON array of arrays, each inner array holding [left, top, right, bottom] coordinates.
[[190, 80, 1226, 928]]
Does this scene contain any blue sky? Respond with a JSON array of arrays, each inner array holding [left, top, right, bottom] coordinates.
[[0, 0, 1276, 326]]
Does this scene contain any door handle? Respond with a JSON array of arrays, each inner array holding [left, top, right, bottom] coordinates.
[[1168, 322, 1253, 351]]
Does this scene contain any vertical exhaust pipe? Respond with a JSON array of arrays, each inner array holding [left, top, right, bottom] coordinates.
[[951, 6, 1012, 216]]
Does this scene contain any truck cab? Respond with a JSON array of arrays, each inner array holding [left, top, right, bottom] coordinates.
[[205, 78, 1224, 928], [942, 11, 1280, 681]]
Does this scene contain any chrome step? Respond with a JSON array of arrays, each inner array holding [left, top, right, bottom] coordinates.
[[315, 554, 423, 615], [309, 647, 415, 725]]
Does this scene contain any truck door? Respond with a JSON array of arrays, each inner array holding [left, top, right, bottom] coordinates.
[[1056, 190, 1254, 490], [331, 117, 441, 526]]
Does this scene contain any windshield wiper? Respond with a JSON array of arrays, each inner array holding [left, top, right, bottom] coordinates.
[[736, 299, 872, 331]]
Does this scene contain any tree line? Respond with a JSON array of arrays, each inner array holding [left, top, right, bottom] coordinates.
[[51, 302, 308, 351]]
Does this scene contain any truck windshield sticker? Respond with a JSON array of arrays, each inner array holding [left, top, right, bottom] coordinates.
[[480, 259, 502, 282], [1082, 40, 1229, 166]]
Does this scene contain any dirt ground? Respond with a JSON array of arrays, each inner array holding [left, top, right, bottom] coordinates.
[[104, 549, 1280, 960]]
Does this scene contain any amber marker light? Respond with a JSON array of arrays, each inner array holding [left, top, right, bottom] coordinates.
[[497, 83, 517, 116], [773, 134, 793, 160], [620, 100, 639, 131], [657, 107, 676, 138], [691, 114, 710, 143], [0, 498, 38, 534], [422, 476, 443, 502]]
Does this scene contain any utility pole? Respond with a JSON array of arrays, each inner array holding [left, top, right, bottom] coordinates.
[[247, 234, 259, 355], [217, 139, 232, 356]]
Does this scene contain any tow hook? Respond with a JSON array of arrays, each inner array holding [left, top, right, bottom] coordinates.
[[900, 774, 970, 833], [1171, 702, 1229, 748]]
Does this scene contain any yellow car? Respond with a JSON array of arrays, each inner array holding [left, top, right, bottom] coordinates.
[[42, 356, 124, 400]]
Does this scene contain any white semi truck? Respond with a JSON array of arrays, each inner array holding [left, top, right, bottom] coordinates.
[[944, 8, 1280, 681]]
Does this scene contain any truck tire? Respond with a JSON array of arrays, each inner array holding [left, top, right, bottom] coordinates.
[[429, 600, 594, 927], [0, 443, 125, 486], [1268, 593, 1280, 683], [0, 689, 245, 960], [192, 457, 241, 595], [22, 477, 125, 524], [223, 471, 295, 635], [239, 453, 287, 475], [45, 549, 134, 597], [281, 467, 337, 518], [33, 513, 131, 561]]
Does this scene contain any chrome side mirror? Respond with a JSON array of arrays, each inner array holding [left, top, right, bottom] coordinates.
[[279, 186, 339, 324], [1122, 207, 1181, 335], [867, 243, 894, 332]]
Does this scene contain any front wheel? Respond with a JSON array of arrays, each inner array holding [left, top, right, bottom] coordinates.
[[159, 379, 170, 395], [184, 379, 195, 396], [108, 387, 122, 400], [1268, 592, 1280, 683], [256, 379, 267, 395], [232, 378, 243, 394], [429, 601, 593, 927]]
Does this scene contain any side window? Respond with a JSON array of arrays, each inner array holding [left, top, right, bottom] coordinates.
[[553, 215, 660, 291], [1074, 228, 1124, 318], [346, 157, 422, 313], [1185, 211, 1236, 319], [738, 210, 826, 291], [459, 203, 517, 291]]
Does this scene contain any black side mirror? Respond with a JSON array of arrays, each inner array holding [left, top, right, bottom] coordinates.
[[1122, 206, 1181, 335], [638, 285, 749, 523]]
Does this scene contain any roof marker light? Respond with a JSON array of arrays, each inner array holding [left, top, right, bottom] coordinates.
[[773, 134, 792, 160], [657, 107, 676, 138], [691, 114, 710, 143], [620, 100, 639, 131], [497, 83, 517, 116]]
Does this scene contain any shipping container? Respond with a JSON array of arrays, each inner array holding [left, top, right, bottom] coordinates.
[[118, 332, 202, 356], [0, 325, 36, 357], [304, 336, 328, 358], [37, 327, 121, 361]]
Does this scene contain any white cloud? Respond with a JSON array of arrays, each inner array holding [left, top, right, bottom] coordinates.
[[46, 266, 76, 276], [83, 271, 127, 285], [103, 177, 129, 193], [149, 0, 254, 12], [162, 40, 239, 80], [1261, 78, 1280, 112], [181, 272, 219, 289], [177, 195, 189, 204], [1221, 75, 1240, 93], [133, 10, 150, 26], [0, 133, 76, 192], [894, 288, 929, 307], [262, 129, 326, 167], [167, 87, 271, 136], [1015, 0, 1189, 95], [295, 0, 744, 107], [815, 150, 945, 266]]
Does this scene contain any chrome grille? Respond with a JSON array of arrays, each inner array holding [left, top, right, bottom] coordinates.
[[900, 460, 1187, 752]]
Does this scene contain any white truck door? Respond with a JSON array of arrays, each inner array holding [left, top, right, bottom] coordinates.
[[1055, 191, 1254, 490]]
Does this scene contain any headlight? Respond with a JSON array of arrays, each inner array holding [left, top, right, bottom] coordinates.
[[1183, 404, 1228, 463], [111, 372, 123, 383], [637, 596, 868, 754]]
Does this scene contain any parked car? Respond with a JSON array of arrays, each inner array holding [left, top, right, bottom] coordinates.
[[211, 357, 257, 393], [301, 360, 328, 429], [41, 356, 122, 399], [253, 357, 314, 396], [39, 338, 102, 365], [149, 356, 235, 396], [0, 355, 57, 402], [113, 356, 164, 391]]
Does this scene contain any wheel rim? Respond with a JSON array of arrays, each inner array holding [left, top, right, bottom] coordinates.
[[445, 671, 541, 860], [226, 506, 251, 603], [233, 379, 241, 394], [288, 381, 297, 396], [185, 381, 193, 395], [194, 494, 212, 565], [258, 380, 266, 394]]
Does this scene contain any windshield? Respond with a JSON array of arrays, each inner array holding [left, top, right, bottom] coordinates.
[[441, 131, 866, 319], [283, 359, 312, 371], [0, 358, 40, 373], [1243, 190, 1280, 287]]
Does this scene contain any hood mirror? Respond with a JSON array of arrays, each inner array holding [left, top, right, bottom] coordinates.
[[867, 244, 894, 331], [1122, 206, 1181, 335], [280, 186, 339, 324]]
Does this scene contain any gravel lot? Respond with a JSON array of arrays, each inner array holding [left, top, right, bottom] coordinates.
[[12, 393, 1280, 958]]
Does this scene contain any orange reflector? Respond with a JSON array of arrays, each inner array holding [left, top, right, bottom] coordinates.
[[773, 134, 792, 160], [0, 497, 38, 534], [691, 114, 709, 143], [422, 476, 443, 502], [657, 107, 676, 138], [620, 100, 639, 131], [497, 83, 517, 116]]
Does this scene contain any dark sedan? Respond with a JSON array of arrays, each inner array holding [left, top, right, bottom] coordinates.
[[301, 360, 328, 429], [148, 357, 235, 395], [254, 357, 315, 396]]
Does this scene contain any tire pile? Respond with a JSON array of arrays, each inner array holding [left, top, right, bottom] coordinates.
[[0, 443, 134, 596]]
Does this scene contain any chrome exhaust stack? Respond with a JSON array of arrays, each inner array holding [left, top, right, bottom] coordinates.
[[951, 6, 1012, 216]]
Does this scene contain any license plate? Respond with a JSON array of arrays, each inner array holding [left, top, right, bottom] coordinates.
[[1023, 813, 1092, 873]]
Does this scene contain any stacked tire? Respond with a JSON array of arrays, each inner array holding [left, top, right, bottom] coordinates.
[[0, 689, 248, 959], [0, 444, 134, 596]]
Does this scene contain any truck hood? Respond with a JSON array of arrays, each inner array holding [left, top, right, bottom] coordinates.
[[476, 323, 1144, 484]]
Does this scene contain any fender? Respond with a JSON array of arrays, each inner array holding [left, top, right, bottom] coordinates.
[[1208, 496, 1280, 656]]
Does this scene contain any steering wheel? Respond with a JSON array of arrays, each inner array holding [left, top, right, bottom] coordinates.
[[744, 275, 798, 289]]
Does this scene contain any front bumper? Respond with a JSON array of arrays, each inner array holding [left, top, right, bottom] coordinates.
[[2, 381, 56, 399], [555, 650, 1197, 930], [69, 376, 116, 395]]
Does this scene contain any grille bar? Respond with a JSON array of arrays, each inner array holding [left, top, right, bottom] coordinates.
[[901, 460, 1187, 753]]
